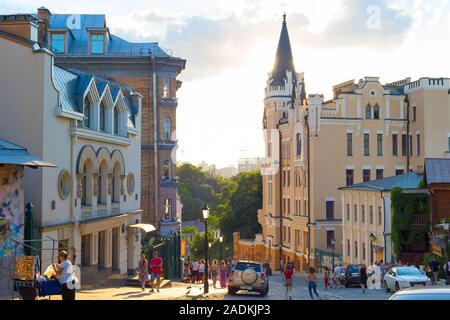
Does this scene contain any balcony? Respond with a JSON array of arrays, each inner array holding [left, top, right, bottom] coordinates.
[[160, 178, 177, 188], [111, 202, 120, 215], [81, 206, 92, 219], [410, 214, 427, 227], [97, 204, 107, 217]]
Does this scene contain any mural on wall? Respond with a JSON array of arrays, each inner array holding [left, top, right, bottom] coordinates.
[[0, 165, 24, 256]]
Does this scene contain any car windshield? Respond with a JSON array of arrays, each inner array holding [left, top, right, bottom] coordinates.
[[347, 265, 361, 273], [234, 263, 261, 272], [396, 267, 423, 276], [392, 294, 450, 301]]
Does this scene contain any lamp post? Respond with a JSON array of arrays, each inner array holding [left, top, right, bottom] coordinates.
[[369, 233, 377, 266], [219, 236, 223, 262], [202, 203, 210, 294]]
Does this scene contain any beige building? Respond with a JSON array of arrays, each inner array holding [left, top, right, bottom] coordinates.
[[238, 157, 266, 173], [238, 15, 450, 271]]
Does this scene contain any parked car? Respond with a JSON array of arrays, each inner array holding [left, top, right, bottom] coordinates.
[[228, 261, 269, 297], [389, 286, 450, 300], [383, 266, 431, 292], [262, 262, 272, 276], [343, 264, 364, 287]]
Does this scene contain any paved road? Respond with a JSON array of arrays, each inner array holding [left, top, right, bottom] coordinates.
[[224, 273, 392, 300]]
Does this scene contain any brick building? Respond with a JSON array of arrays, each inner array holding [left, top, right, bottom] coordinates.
[[33, 7, 186, 235]]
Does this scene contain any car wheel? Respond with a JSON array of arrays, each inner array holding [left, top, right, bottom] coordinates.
[[395, 282, 400, 292], [228, 288, 238, 295], [384, 281, 390, 293]]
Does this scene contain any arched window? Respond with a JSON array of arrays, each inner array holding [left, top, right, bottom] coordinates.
[[81, 159, 93, 206], [163, 117, 171, 141], [84, 97, 91, 128], [82, 164, 87, 205], [99, 102, 106, 132], [373, 105, 380, 119], [98, 160, 108, 204], [113, 107, 119, 135], [163, 160, 170, 180], [365, 105, 372, 119], [97, 174, 102, 204], [112, 162, 121, 202]]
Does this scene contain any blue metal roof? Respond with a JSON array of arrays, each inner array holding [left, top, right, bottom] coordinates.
[[339, 172, 423, 191], [0, 139, 56, 167], [425, 158, 450, 184], [48, 14, 168, 57]]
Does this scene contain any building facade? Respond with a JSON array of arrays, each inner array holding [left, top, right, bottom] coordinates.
[[239, 15, 450, 271], [0, 14, 143, 284], [238, 157, 266, 173], [33, 7, 186, 236]]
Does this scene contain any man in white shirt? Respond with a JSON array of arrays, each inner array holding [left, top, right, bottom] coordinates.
[[52, 250, 76, 300], [192, 259, 199, 284]]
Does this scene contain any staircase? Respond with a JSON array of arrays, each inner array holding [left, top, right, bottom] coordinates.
[[124, 275, 171, 288]]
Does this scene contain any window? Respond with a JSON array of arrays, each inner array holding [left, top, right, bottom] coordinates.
[[355, 241, 358, 258], [288, 227, 291, 243], [326, 201, 334, 220], [378, 206, 382, 225], [373, 105, 380, 119], [163, 198, 172, 220], [361, 205, 365, 223], [163, 160, 171, 179], [409, 134, 413, 157], [364, 133, 370, 156], [99, 103, 106, 132], [91, 33, 104, 54], [377, 134, 383, 156], [392, 134, 398, 156], [363, 169, 371, 182], [113, 108, 119, 135], [346, 204, 350, 221], [354, 205, 358, 222], [287, 198, 291, 215], [84, 98, 91, 128], [327, 231, 335, 248], [162, 78, 171, 98], [416, 134, 420, 156], [346, 169, 354, 186], [304, 200, 307, 217], [412, 106, 417, 121], [296, 133, 302, 156], [287, 170, 290, 187], [51, 33, 65, 53], [396, 169, 404, 176], [97, 174, 102, 204], [402, 134, 407, 156], [347, 240, 350, 257], [376, 169, 384, 180], [81, 164, 87, 205], [347, 133, 353, 156], [362, 242, 366, 260], [366, 105, 372, 119], [369, 206, 373, 224], [163, 117, 171, 141]]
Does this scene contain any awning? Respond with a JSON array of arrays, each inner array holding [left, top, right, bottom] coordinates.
[[0, 155, 56, 168], [128, 223, 156, 233]]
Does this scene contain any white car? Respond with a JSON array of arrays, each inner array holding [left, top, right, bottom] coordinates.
[[383, 266, 431, 292]]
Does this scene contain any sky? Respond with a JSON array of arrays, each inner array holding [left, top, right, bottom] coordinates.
[[2, 0, 450, 168]]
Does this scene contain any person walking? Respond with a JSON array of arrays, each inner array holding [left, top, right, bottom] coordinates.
[[219, 260, 228, 288], [149, 251, 163, 293], [226, 259, 232, 277], [192, 259, 199, 284], [199, 260, 205, 284], [430, 256, 440, 284], [211, 260, 219, 288], [52, 250, 76, 300], [360, 264, 368, 293], [323, 266, 331, 290], [137, 254, 149, 291], [283, 264, 294, 300], [307, 267, 320, 300], [334, 265, 343, 289]]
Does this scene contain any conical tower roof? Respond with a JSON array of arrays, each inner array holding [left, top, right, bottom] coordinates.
[[271, 14, 296, 87]]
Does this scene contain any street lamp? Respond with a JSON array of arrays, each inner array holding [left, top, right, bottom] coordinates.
[[219, 235, 224, 262], [202, 203, 210, 294], [369, 233, 377, 266]]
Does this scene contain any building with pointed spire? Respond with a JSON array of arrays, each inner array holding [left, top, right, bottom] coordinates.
[[233, 14, 450, 270]]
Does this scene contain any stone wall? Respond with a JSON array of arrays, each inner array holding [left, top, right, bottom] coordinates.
[[0, 256, 15, 296]]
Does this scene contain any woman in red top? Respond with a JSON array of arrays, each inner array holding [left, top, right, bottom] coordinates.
[[283, 264, 294, 300]]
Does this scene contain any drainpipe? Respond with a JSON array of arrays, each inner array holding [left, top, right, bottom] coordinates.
[[151, 55, 159, 229], [305, 112, 312, 267], [381, 191, 387, 263], [405, 96, 410, 172]]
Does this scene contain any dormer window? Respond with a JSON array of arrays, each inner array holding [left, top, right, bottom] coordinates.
[[84, 97, 91, 128], [91, 33, 104, 54], [51, 33, 65, 53], [162, 78, 170, 98], [99, 102, 106, 132]]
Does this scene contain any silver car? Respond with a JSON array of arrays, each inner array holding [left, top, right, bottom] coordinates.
[[389, 286, 450, 300], [228, 261, 269, 297], [383, 266, 431, 292]]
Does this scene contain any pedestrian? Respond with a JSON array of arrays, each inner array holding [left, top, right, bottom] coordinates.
[[137, 254, 149, 291], [307, 267, 320, 300], [360, 264, 368, 293], [445, 260, 450, 285], [149, 251, 163, 293], [219, 260, 228, 288], [211, 260, 219, 288], [52, 250, 76, 300], [334, 264, 343, 289], [283, 264, 294, 300], [192, 259, 199, 284], [430, 255, 440, 284], [323, 266, 331, 289], [226, 259, 232, 277], [199, 260, 205, 284]]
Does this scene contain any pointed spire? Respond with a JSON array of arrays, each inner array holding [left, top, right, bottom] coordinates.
[[271, 13, 296, 87]]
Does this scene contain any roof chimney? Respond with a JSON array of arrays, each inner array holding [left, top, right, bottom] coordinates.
[[37, 6, 51, 46], [0, 14, 40, 43]]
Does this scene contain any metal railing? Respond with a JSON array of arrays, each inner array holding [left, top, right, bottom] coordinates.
[[51, 45, 172, 57]]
